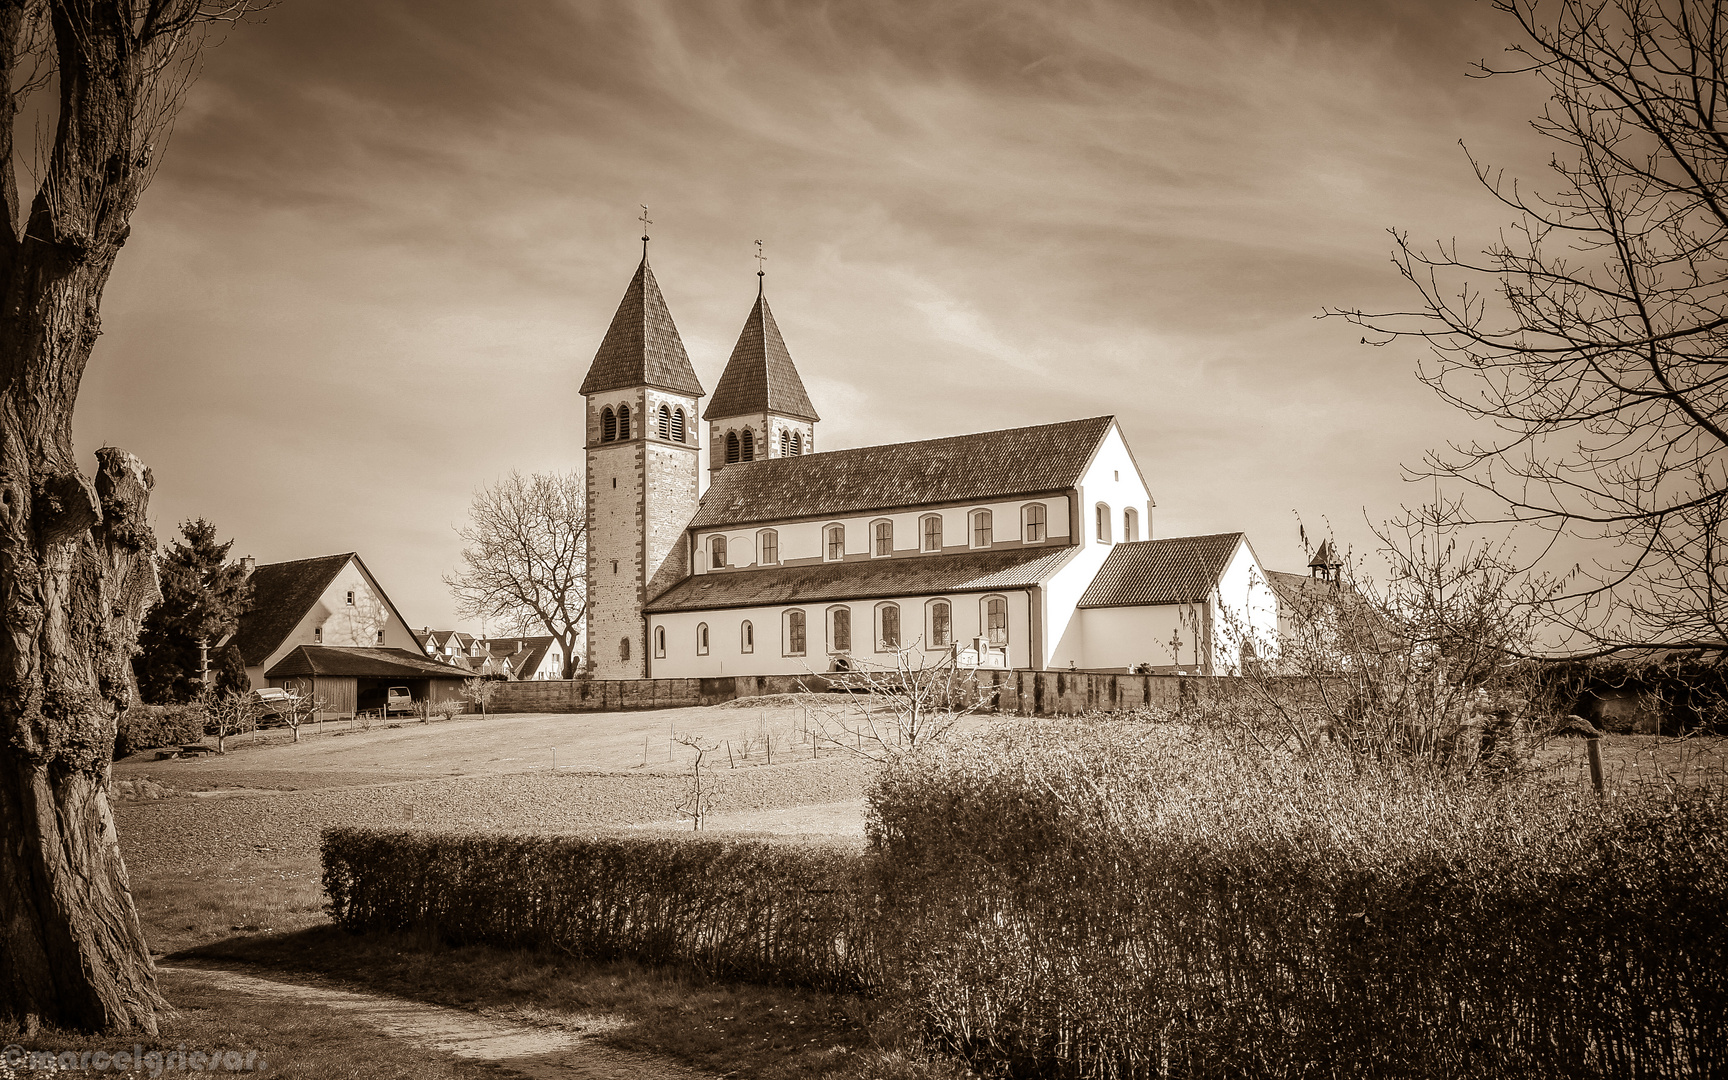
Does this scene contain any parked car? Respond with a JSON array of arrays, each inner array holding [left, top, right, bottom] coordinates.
[[384, 687, 415, 716], [250, 687, 297, 727]]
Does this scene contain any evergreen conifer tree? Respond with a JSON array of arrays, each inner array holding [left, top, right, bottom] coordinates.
[[134, 520, 254, 703]]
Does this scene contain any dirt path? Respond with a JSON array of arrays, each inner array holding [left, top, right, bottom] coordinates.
[[163, 965, 713, 1080]]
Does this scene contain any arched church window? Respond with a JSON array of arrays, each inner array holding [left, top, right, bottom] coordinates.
[[790, 431, 803, 456], [873, 519, 893, 556], [654, 626, 666, 658], [601, 407, 616, 442], [617, 405, 631, 439], [780, 430, 790, 456], [825, 524, 845, 562], [877, 603, 900, 650], [922, 514, 943, 552], [830, 607, 851, 652], [710, 535, 727, 569], [741, 620, 754, 653], [657, 405, 671, 439], [785, 610, 806, 656], [697, 623, 709, 655], [971, 510, 993, 548], [929, 600, 951, 646], [742, 430, 755, 461], [984, 596, 1009, 645], [726, 432, 740, 464], [1096, 503, 1111, 544], [672, 408, 686, 442], [1023, 503, 1046, 542], [1124, 507, 1139, 542], [758, 529, 779, 565]]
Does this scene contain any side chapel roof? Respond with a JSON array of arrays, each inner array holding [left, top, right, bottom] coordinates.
[[703, 291, 819, 422], [1077, 533, 1247, 608], [579, 257, 704, 397]]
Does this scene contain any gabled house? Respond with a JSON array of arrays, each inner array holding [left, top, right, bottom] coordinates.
[[229, 552, 468, 715]]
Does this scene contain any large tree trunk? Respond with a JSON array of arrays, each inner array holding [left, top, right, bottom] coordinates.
[[0, 0, 195, 1035]]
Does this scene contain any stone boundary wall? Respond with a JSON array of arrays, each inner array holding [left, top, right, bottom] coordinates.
[[490, 670, 1241, 717]]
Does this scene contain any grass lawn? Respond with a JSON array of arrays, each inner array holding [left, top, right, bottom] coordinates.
[[108, 697, 941, 1078]]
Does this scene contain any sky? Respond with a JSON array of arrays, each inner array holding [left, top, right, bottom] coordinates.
[[71, 0, 1560, 632]]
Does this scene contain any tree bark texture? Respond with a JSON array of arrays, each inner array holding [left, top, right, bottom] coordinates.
[[0, 0, 184, 1035]]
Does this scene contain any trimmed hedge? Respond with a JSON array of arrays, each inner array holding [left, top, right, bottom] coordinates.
[[114, 704, 206, 759], [870, 722, 1728, 1079], [321, 827, 880, 992]]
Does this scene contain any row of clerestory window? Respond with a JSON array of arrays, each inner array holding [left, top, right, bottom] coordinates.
[[601, 404, 689, 444], [651, 597, 1009, 660]]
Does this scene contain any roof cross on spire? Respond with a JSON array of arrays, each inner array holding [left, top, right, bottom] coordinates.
[[639, 204, 652, 257], [754, 239, 766, 294]]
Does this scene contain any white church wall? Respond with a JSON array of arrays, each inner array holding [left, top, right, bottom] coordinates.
[[1078, 604, 1203, 671], [1209, 539, 1281, 672], [1044, 422, 1152, 669], [646, 590, 1034, 678], [693, 495, 1072, 572]]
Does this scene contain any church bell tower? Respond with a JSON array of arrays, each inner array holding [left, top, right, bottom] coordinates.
[[580, 230, 704, 678], [704, 257, 819, 477]]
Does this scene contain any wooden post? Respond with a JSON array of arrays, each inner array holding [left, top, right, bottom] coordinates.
[[1586, 735, 1605, 795]]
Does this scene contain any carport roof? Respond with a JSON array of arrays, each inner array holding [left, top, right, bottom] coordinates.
[[265, 646, 472, 680]]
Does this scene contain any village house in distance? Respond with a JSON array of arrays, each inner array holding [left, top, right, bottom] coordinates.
[[581, 241, 1293, 680]]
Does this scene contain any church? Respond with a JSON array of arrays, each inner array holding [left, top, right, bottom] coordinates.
[[579, 244, 1283, 680]]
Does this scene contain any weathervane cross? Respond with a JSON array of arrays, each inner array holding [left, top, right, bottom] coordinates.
[[639, 205, 652, 253], [755, 239, 766, 277]]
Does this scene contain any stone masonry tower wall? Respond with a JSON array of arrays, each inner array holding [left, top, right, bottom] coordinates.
[[579, 255, 705, 679]]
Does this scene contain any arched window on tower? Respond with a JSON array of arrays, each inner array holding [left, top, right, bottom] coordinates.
[[601, 407, 616, 442], [620, 636, 631, 661], [726, 431, 740, 464], [780, 430, 790, 456], [790, 431, 803, 456], [672, 408, 686, 442], [742, 430, 755, 461], [657, 405, 671, 439], [617, 405, 631, 439]]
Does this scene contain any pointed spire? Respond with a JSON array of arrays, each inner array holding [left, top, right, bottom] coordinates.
[[703, 284, 819, 422], [579, 255, 704, 397]]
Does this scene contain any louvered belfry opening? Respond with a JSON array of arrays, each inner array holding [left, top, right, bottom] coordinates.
[[741, 430, 755, 461], [726, 432, 740, 463], [658, 405, 671, 439], [602, 407, 617, 442], [672, 408, 686, 442]]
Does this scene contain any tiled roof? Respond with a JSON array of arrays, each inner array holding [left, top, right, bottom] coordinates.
[[688, 416, 1116, 529], [703, 291, 818, 422], [231, 553, 353, 666], [645, 546, 1076, 613], [579, 258, 703, 397], [1077, 533, 1245, 608], [264, 646, 473, 680]]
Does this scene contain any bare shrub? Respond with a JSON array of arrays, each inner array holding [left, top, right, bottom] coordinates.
[[805, 646, 984, 760], [203, 690, 260, 754], [869, 720, 1728, 1079]]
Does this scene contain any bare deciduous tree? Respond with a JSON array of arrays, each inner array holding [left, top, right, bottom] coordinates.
[[463, 675, 500, 717], [1335, 0, 1728, 655], [673, 732, 721, 830], [445, 471, 586, 678], [805, 646, 984, 759], [0, 0, 263, 1035], [203, 689, 259, 754]]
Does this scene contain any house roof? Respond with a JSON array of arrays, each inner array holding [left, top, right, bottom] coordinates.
[[688, 416, 1117, 530], [265, 646, 473, 680], [703, 291, 818, 422], [578, 257, 703, 397], [231, 553, 354, 666], [1077, 533, 1246, 608], [510, 639, 554, 677], [645, 546, 1076, 613]]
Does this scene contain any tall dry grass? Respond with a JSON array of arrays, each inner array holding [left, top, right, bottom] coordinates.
[[869, 720, 1728, 1079]]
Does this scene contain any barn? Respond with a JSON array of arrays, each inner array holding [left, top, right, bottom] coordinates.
[[265, 645, 470, 718]]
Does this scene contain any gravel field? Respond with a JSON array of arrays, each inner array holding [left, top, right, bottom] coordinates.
[[116, 756, 875, 873]]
